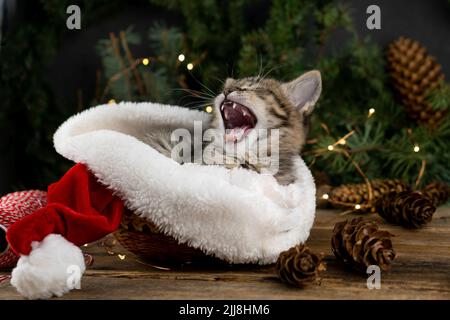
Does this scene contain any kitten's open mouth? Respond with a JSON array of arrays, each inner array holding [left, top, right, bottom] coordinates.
[[220, 99, 257, 142]]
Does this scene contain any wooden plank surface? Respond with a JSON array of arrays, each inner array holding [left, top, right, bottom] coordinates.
[[1, 207, 449, 300]]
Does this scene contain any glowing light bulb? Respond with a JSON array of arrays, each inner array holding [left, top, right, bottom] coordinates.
[[142, 58, 150, 66], [327, 145, 334, 151], [355, 204, 361, 210], [414, 145, 420, 152], [187, 63, 194, 70], [322, 193, 329, 200], [205, 106, 213, 113], [118, 254, 126, 260], [178, 54, 185, 62], [108, 99, 116, 105], [369, 108, 375, 115], [338, 139, 346, 145]]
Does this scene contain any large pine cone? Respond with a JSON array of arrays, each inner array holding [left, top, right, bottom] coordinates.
[[276, 245, 326, 287], [331, 217, 396, 271], [420, 182, 450, 206], [376, 191, 435, 228], [329, 179, 410, 212], [386, 37, 447, 127]]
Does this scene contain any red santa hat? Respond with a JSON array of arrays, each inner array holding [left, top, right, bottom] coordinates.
[[6, 163, 124, 299], [5, 102, 317, 299]]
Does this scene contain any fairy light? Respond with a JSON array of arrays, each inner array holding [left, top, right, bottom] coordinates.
[[322, 193, 329, 200], [354, 204, 361, 210], [187, 63, 194, 70], [414, 145, 420, 152], [368, 108, 375, 116], [108, 99, 116, 105], [178, 54, 185, 62], [327, 145, 334, 151], [338, 139, 346, 145], [205, 105, 213, 113], [118, 254, 126, 260], [83, 244, 88, 247], [142, 58, 150, 66]]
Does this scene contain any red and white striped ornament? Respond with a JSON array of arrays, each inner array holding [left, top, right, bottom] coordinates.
[[0, 190, 47, 269]]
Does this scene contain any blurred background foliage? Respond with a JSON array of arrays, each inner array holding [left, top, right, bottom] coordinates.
[[0, 0, 449, 193]]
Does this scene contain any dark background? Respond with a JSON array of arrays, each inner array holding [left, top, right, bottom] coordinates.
[[47, 0, 450, 109], [1, 0, 449, 194]]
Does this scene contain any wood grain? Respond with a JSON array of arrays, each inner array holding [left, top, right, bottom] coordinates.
[[1, 207, 449, 300]]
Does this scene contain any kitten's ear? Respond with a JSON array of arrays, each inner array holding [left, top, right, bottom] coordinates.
[[281, 70, 322, 116]]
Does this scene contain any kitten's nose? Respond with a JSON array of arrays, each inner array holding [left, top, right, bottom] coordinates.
[[223, 88, 233, 97]]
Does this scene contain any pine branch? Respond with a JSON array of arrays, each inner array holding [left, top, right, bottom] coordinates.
[[100, 58, 142, 102], [427, 82, 450, 110], [109, 32, 132, 100], [119, 31, 146, 96]]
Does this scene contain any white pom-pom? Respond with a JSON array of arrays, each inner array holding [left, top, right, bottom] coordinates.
[[11, 234, 86, 299]]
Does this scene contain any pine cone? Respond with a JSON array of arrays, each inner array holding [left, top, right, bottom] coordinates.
[[420, 182, 450, 206], [329, 179, 410, 212], [331, 217, 396, 271], [376, 191, 436, 228], [386, 37, 447, 127], [276, 245, 326, 287]]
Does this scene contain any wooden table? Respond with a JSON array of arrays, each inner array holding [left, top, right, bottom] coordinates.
[[1, 208, 449, 300]]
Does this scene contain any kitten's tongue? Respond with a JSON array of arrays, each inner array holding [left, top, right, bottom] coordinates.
[[221, 101, 257, 143], [224, 126, 252, 143]]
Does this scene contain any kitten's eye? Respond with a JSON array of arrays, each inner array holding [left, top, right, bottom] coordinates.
[[223, 87, 248, 96], [252, 87, 267, 93]]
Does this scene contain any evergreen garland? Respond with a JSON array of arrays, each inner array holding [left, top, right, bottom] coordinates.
[[140, 0, 449, 188], [0, 0, 122, 191], [1, 0, 449, 192]]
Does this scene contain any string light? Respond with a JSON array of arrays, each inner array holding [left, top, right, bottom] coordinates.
[[414, 145, 420, 152], [322, 193, 329, 200], [187, 63, 194, 70], [83, 244, 88, 247], [108, 99, 116, 105], [142, 58, 150, 66], [338, 139, 346, 145], [368, 108, 375, 116], [205, 105, 213, 113], [178, 54, 185, 62], [354, 204, 361, 210], [327, 145, 334, 151], [118, 254, 126, 260]]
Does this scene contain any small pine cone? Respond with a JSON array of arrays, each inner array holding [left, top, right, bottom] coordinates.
[[276, 245, 326, 287], [420, 182, 450, 206], [331, 217, 396, 271], [376, 191, 436, 228], [386, 37, 447, 127], [329, 179, 410, 212]]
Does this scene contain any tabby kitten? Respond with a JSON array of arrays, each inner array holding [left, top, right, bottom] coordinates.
[[206, 70, 321, 185], [147, 70, 322, 185]]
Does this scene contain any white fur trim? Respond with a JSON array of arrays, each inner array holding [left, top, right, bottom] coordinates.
[[11, 234, 86, 299], [53, 102, 316, 264]]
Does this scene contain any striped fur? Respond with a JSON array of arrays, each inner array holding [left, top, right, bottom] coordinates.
[[208, 71, 322, 185], [146, 71, 322, 185]]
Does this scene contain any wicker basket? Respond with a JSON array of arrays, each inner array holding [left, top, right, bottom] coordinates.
[[114, 210, 220, 265]]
